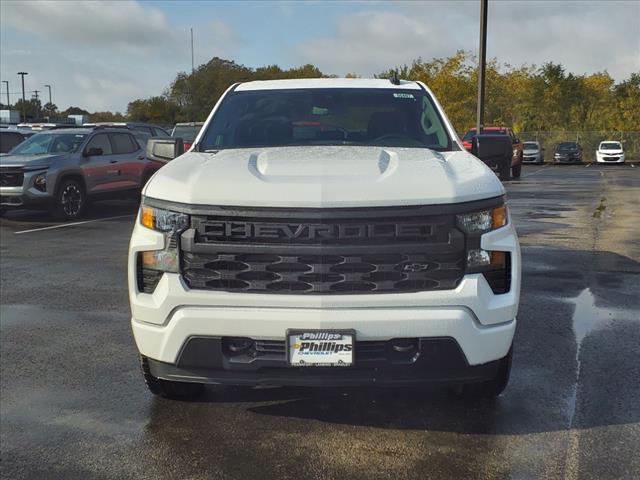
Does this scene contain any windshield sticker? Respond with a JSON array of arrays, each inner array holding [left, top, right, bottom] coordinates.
[[393, 93, 415, 99]]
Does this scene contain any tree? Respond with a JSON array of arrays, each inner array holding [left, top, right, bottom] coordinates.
[[14, 98, 42, 121], [90, 111, 127, 122], [62, 106, 90, 116], [43, 102, 58, 118]]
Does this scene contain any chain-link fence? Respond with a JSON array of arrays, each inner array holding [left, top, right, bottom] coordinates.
[[519, 131, 640, 162]]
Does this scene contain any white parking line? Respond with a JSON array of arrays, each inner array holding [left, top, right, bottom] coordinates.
[[521, 165, 551, 178], [14, 214, 134, 235]]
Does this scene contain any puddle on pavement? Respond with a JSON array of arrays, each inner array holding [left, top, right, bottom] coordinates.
[[571, 288, 615, 345], [565, 288, 635, 429]]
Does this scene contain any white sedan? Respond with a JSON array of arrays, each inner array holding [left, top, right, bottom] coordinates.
[[596, 141, 625, 163]]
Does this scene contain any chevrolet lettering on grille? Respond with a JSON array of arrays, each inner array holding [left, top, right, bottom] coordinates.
[[204, 221, 438, 241]]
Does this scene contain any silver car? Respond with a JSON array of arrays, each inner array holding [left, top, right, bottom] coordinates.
[[522, 141, 544, 164], [0, 127, 163, 219]]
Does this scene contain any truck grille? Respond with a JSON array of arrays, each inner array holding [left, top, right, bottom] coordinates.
[[178, 204, 475, 295], [183, 251, 464, 293], [0, 168, 24, 187]]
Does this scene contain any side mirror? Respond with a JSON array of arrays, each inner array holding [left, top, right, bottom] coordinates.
[[84, 147, 103, 157], [146, 137, 184, 163]]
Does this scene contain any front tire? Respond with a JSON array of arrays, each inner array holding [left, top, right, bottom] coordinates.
[[511, 163, 522, 178], [462, 346, 512, 398], [53, 178, 86, 220], [140, 355, 205, 400]]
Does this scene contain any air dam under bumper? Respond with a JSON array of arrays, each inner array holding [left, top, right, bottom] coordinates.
[[145, 336, 508, 387]]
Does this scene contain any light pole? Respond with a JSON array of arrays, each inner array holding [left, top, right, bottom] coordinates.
[[45, 84, 52, 105], [476, 0, 488, 135], [17, 72, 28, 122], [1, 81, 8, 107]]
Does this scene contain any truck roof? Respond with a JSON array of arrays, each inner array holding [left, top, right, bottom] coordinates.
[[235, 78, 421, 91]]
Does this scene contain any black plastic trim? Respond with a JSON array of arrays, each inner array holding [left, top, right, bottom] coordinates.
[[148, 336, 502, 387], [143, 195, 505, 218]]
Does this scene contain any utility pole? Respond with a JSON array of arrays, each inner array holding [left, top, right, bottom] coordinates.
[[190, 27, 195, 74], [17, 72, 28, 122], [1, 81, 8, 107], [476, 0, 488, 135], [33, 90, 41, 120], [45, 84, 52, 105]]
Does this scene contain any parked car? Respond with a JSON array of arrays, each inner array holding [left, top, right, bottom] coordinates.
[[554, 142, 583, 164], [522, 141, 544, 164], [0, 129, 34, 154], [171, 122, 204, 150], [129, 78, 521, 400], [0, 127, 164, 219], [462, 126, 523, 179], [596, 141, 625, 164]]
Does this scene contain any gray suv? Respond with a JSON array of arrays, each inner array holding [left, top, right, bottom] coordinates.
[[0, 127, 164, 219]]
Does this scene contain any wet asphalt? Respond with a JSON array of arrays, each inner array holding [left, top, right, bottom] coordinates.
[[1, 164, 639, 480]]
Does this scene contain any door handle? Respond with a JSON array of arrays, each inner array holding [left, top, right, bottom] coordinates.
[[109, 160, 118, 164]]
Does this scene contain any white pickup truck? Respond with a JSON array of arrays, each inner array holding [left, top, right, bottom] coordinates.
[[128, 78, 521, 399]]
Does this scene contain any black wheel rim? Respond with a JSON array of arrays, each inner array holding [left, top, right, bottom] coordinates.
[[61, 185, 82, 216]]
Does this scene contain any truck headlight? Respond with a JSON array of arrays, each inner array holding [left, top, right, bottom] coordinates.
[[459, 205, 511, 293], [137, 205, 190, 291], [140, 205, 189, 233], [456, 205, 507, 234]]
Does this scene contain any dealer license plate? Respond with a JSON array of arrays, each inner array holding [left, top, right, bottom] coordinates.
[[287, 330, 354, 367]]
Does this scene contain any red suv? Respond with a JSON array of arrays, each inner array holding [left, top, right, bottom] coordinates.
[[462, 127, 523, 178]]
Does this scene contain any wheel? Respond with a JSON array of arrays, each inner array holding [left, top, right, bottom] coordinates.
[[461, 346, 512, 398], [53, 178, 86, 220], [140, 355, 205, 400], [498, 158, 511, 181], [511, 163, 522, 178]]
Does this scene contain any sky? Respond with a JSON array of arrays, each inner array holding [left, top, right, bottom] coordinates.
[[1, 0, 639, 113]]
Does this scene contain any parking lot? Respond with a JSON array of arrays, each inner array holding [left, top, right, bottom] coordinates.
[[1, 164, 638, 479]]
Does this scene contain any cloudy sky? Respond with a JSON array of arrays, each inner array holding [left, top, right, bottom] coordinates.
[[1, 0, 638, 112]]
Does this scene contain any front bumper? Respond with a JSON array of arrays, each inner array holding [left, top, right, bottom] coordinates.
[[596, 153, 625, 163], [522, 153, 542, 163], [129, 211, 520, 386], [0, 169, 52, 208]]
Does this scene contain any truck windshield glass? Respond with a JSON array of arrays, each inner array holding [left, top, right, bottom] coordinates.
[[11, 133, 87, 155], [199, 88, 452, 151]]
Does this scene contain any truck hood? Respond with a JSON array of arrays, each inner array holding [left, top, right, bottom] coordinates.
[[0, 153, 66, 168], [145, 146, 504, 208]]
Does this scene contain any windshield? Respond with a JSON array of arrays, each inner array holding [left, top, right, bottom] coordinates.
[[523, 142, 538, 149], [11, 133, 87, 155], [198, 88, 453, 151], [600, 142, 621, 150], [558, 143, 578, 151], [172, 125, 202, 143]]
